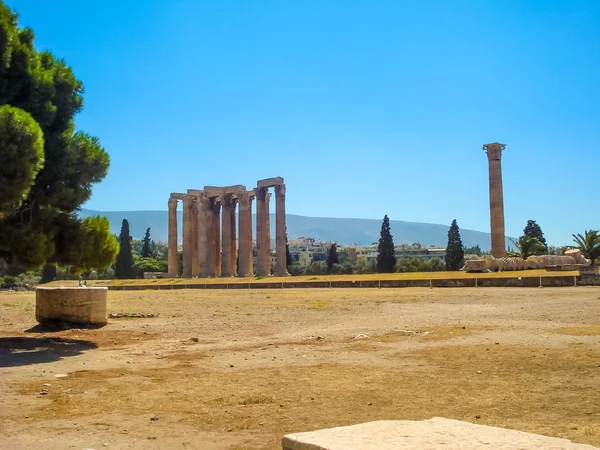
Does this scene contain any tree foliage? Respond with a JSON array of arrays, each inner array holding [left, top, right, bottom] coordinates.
[[573, 230, 600, 266], [0, 3, 112, 270], [445, 219, 464, 270], [376, 215, 396, 273], [326, 243, 339, 273], [0, 105, 44, 216], [141, 227, 152, 258], [115, 219, 134, 279], [522, 220, 547, 254], [509, 236, 545, 260]]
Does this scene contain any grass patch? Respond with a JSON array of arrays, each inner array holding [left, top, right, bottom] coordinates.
[[550, 326, 600, 336], [239, 394, 275, 405]]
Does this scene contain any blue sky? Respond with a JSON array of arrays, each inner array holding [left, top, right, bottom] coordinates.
[[9, 0, 600, 245]]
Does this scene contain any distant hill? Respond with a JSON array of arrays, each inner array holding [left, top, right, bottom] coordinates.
[[79, 209, 507, 250]]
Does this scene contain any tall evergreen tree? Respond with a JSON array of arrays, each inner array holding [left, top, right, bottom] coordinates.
[[115, 219, 134, 279], [0, 4, 116, 270], [445, 219, 465, 270], [326, 243, 339, 273], [141, 227, 152, 258], [522, 220, 547, 253], [376, 215, 396, 273]]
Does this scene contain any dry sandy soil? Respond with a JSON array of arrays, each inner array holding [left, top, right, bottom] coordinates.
[[1, 287, 599, 449]]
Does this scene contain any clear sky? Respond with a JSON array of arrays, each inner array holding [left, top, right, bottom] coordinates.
[[9, 0, 600, 245]]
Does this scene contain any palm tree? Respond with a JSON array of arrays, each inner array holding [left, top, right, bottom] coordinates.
[[572, 230, 600, 266], [509, 236, 545, 260]]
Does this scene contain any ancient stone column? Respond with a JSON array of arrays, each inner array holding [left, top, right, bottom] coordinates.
[[255, 187, 268, 276], [230, 197, 238, 276], [197, 194, 210, 278], [167, 197, 178, 277], [264, 192, 271, 274], [208, 198, 222, 277], [274, 184, 289, 276], [237, 191, 253, 277], [221, 194, 234, 277], [484, 142, 507, 258], [182, 196, 193, 278], [190, 196, 199, 277]]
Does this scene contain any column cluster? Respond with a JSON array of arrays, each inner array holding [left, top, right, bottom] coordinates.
[[167, 177, 288, 278]]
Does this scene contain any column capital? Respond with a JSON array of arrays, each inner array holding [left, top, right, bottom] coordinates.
[[210, 198, 221, 212], [275, 183, 286, 198], [189, 196, 199, 212], [168, 197, 178, 208], [483, 142, 505, 161], [256, 186, 268, 201]]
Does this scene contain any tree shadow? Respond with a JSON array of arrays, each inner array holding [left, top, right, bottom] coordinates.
[[0, 336, 98, 368]]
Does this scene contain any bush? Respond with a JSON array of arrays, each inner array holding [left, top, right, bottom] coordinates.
[[1, 275, 17, 289], [304, 261, 327, 276], [133, 258, 168, 278], [288, 263, 305, 276]]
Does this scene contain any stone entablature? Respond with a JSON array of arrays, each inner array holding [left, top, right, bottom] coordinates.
[[167, 178, 288, 278]]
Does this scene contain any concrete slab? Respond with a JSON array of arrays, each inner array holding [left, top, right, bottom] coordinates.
[[282, 418, 598, 450]]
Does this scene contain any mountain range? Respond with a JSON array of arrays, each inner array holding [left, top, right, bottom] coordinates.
[[79, 209, 507, 250]]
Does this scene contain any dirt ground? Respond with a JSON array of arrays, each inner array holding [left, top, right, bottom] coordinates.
[[1, 287, 599, 450]]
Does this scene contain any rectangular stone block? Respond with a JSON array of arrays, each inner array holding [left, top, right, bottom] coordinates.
[[282, 418, 598, 450]]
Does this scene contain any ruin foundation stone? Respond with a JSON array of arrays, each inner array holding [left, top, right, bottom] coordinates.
[[36, 287, 108, 326], [282, 418, 599, 450]]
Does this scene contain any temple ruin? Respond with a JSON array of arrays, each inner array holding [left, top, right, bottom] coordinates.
[[167, 177, 288, 278]]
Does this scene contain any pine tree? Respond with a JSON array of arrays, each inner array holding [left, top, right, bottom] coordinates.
[[326, 243, 339, 273], [522, 220, 547, 253], [376, 215, 396, 273], [115, 219, 134, 279], [141, 227, 152, 258], [445, 219, 465, 270]]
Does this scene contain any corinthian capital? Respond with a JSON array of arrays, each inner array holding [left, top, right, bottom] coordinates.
[[483, 142, 506, 161]]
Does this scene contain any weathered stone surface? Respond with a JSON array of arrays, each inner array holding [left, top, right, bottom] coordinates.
[[565, 249, 589, 265], [463, 259, 486, 272], [527, 255, 578, 269], [282, 418, 598, 450], [36, 287, 108, 326]]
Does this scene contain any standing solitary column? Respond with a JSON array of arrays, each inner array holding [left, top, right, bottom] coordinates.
[[198, 194, 209, 278], [483, 142, 507, 258], [274, 184, 289, 276], [255, 187, 268, 276], [237, 191, 252, 277], [168, 197, 178, 277], [221, 194, 234, 277], [182, 196, 193, 278]]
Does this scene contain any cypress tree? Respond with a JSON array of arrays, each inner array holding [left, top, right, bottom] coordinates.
[[445, 219, 465, 270], [522, 220, 547, 253], [141, 227, 152, 258], [115, 219, 134, 279], [376, 215, 396, 273], [326, 243, 339, 273]]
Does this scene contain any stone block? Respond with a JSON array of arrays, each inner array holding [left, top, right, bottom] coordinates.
[[463, 259, 486, 272], [36, 287, 108, 326], [282, 418, 598, 450]]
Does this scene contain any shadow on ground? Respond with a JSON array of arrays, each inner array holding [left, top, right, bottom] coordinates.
[[0, 337, 97, 368]]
